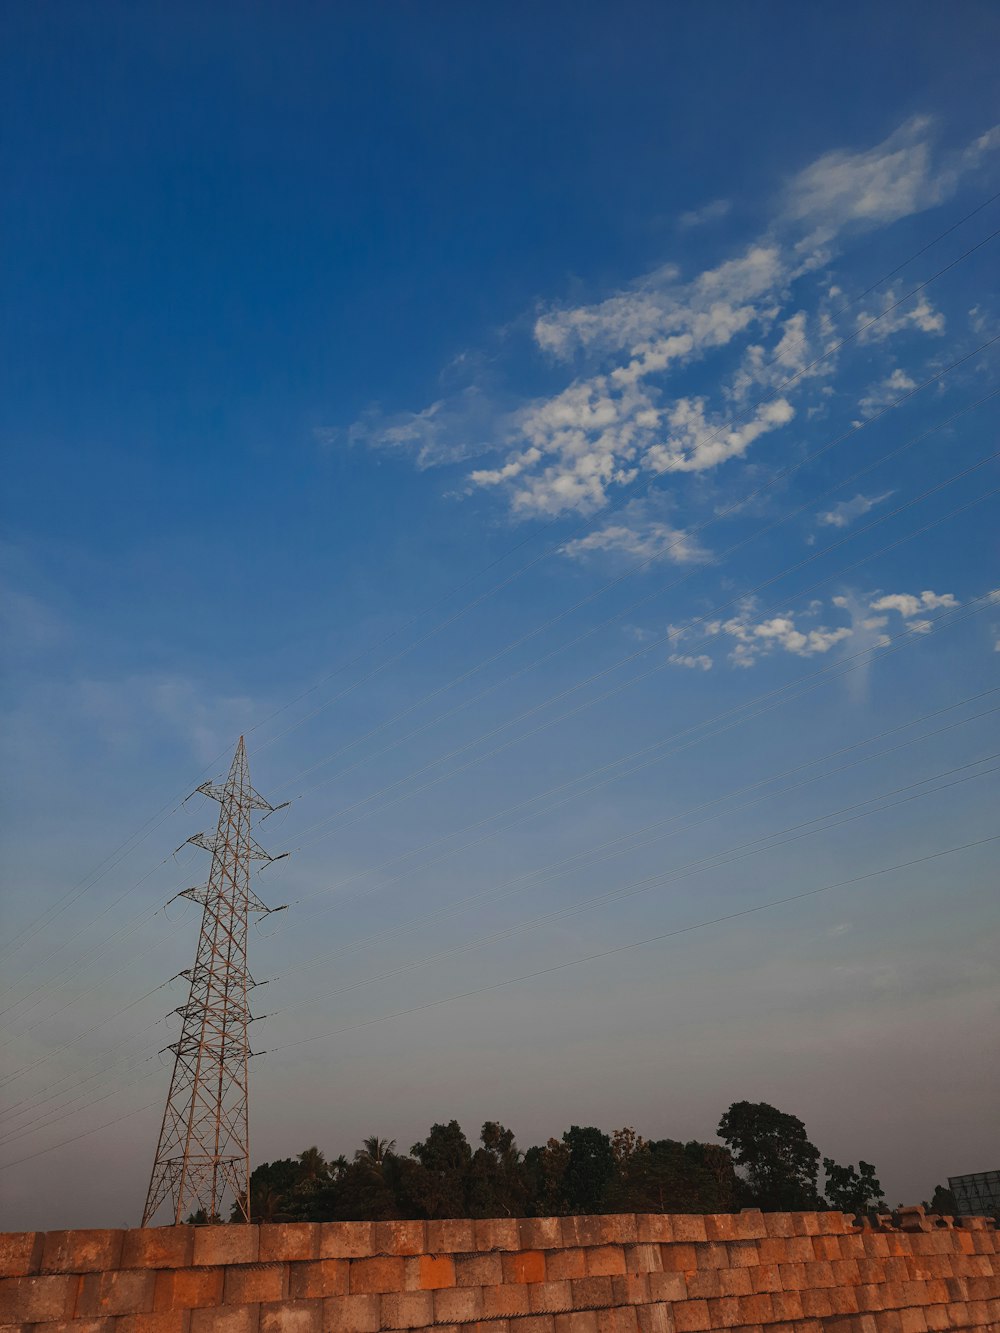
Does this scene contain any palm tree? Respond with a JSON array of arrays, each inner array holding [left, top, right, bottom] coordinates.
[[355, 1136, 396, 1168], [297, 1146, 329, 1189]]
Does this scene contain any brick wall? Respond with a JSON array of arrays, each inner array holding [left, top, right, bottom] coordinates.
[[1, 1210, 997, 1333]]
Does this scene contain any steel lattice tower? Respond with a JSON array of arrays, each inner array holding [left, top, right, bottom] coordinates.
[[142, 737, 286, 1226]]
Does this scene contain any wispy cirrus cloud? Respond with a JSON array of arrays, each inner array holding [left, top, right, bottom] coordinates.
[[818, 489, 895, 529]]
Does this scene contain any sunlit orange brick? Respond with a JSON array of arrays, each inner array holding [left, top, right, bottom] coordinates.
[[287, 1259, 347, 1300], [813, 1235, 841, 1262], [406, 1255, 453, 1291], [42, 1233, 125, 1276], [192, 1230, 258, 1269], [318, 1224, 372, 1261], [764, 1214, 794, 1238], [122, 1231, 194, 1273], [803, 1259, 834, 1287], [258, 1227, 317, 1265], [371, 1223, 424, 1258], [153, 1268, 224, 1311], [668, 1218, 707, 1244], [703, 1217, 736, 1243], [504, 1253, 547, 1285], [725, 1241, 757, 1269], [749, 1263, 781, 1293], [790, 1214, 821, 1236]]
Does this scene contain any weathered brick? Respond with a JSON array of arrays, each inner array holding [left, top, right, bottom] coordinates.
[[519, 1220, 563, 1252], [763, 1214, 794, 1238], [812, 1234, 841, 1261], [717, 1268, 752, 1298], [594, 1310, 637, 1333], [790, 1214, 821, 1236], [122, 1230, 194, 1272], [31, 1321, 114, 1333], [41, 1232, 124, 1275], [671, 1300, 711, 1333], [692, 1243, 728, 1271], [77, 1271, 157, 1318], [776, 1262, 806, 1290], [570, 1276, 614, 1308], [528, 1281, 573, 1314], [597, 1218, 639, 1246], [584, 1248, 626, 1278], [116, 1313, 191, 1333], [482, 1283, 531, 1319], [192, 1230, 258, 1269], [659, 1245, 696, 1273], [424, 1221, 475, 1255], [634, 1218, 673, 1245], [402, 1255, 453, 1292], [749, 1263, 781, 1294], [736, 1293, 773, 1324], [725, 1241, 758, 1269], [819, 1211, 850, 1234], [433, 1286, 483, 1325], [257, 1227, 318, 1265], [0, 1236, 43, 1279], [684, 1271, 721, 1301], [800, 1288, 836, 1319], [379, 1290, 433, 1329], [349, 1258, 405, 1295], [705, 1297, 740, 1329], [318, 1224, 373, 1260], [769, 1290, 803, 1322], [609, 1274, 649, 1306], [321, 1293, 380, 1333], [371, 1223, 424, 1258], [503, 1253, 547, 1285], [222, 1267, 286, 1306], [803, 1259, 834, 1287], [635, 1304, 674, 1333], [831, 1258, 861, 1285], [287, 1259, 348, 1299], [474, 1219, 520, 1251], [188, 1307, 259, 1333], [509, 1317, 555, 1333], [545, 1249, 587, 1281], [153, 1268, 224, 1311], [259, 1300, 321, 1333], [668, 1218, 707, 1244], [555, 1312, 599, 1333], [734, 1212, 767, 1240], [898, 1309, 927, 1333], [703, 1217, 737, 1243], [453, 1253, 502, 1287], [646, 1273, 685, 1303], [623, 1245, 661, 1274]]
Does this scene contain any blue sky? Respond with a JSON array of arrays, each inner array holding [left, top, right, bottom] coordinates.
[[1, 2, 999, 1227]]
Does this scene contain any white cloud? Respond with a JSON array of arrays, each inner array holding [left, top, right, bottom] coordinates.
[[323, 385, 495, 470], [645, 396, 795, 475], [677, 198, 732, 230], [561, 504, 708, 565], [818, 490, 895, 528], [869, 589, 959, 619], [668, 653, 713, 671], [856, 289, 945, 343], [857, 368, 917, 418], [708, 602, 852, 667]]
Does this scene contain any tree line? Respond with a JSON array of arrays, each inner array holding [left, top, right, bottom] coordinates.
[[217, 1100, 956, 1224]]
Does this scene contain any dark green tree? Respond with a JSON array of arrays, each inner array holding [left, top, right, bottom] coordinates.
[[561, 1125, 616, 1214], [408, 1121, 473, 1218], [926, 1184, 958, 1214], [717, 1101, 821, 1210], [607, 1139, 737, 1214], [467, 1122, 527, 1218], [523, 1138, 570, 1216], [822, 1158, 885, 1213]]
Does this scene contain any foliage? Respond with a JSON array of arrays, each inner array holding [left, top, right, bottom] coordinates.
[[926, 1184, 958, 1214], [822, 1158, 885, 1213], [717, 1101, 821, 1210]]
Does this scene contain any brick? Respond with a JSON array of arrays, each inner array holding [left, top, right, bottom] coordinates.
[[407, 1255, 454, 1292], [790, 1215, 821, 1236], [318, 1224, 373, 1260], [349, 1257, 405, 1295], [482, 1284, 532, 1318], [41, 1232, 125, 1275], [634, 1218, 673, 1245], [260, 1301, 321, 1333], [717, 1268, 752, 1298], [370, 1223, 425, 1258], [635, 1304, 674, 1333], [703, 1217, 737, 1243], [856, 1282, 885, 1312], [192, 1230, 258, 1269], [897, 1310, 927, 1333], [122, 1231, 195, 1272], [749, 1264, 781, 1294], [77, 1271, 157, 1317], [609, 1274, 649, 1305], [475, 1219, 521, 1251], [454, 1252, 503, 1286], [510, 1319, 555, 1333], [424, 1221, 475, 1254], [769, 1290, 803, 1322], [287, 1259, 347, 1300], [0, 1236, 43, 1279], [668, 1218, 707, 1244], [528, 1281, 573, 1314], [504, 1252, 547, 1285], [596, 1218, 639, 1246], [694, 1243, 730, 1271], [659, 1245, 696, 1273], [705, 1298, 740, 1329], [153, 1268, 224, 1311], [32, 1322, 114, 1333], [764, 1214, 794, 1238], [800, 1289, 836, 1319], [570, 1276, 614, 1308], [519, 1220, 563, 1251], [831, 1258, 861, 1285], [555, 1313, 599, 1333], [672, 1300, 711, 1332], [584, 1248, 626, 1278], [812, 1235, 841, 1261], [117, 1314, 191, 1333], [594, 1310, 637, 1333], [803, 1260, 834, 1287], [725, 1241, 758, 1269], [379, 1290, 433, 1329], [222, 1267, 286, 1306], [776, 1263, 806, 1290], [623, 1245, 661, 1274], [188, 1308, 259, 1333], [321, 1293, 380, 1333], [647, 1273, 686, 1303], [734, 1211, 767, 1240], [684, 1271, 721, 1301], [433, 1286, 483, 1325], [828, 1286, 860, 1316], [545, 1250, 587, 1281], [258, 1227, 318, 1265]]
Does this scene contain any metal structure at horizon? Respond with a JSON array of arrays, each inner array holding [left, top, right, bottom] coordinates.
[[142, 738, 287, 1226]]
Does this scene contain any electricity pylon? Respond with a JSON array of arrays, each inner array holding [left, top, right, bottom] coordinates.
[[142, 737, 287, 1226]]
